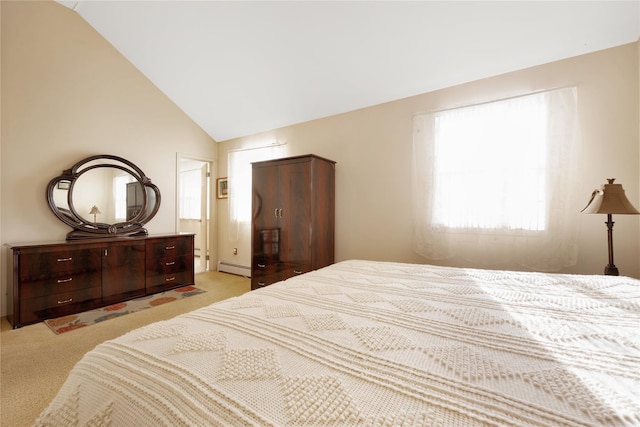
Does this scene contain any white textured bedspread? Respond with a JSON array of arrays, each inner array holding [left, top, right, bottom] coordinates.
[[36, 260, 640, 426]]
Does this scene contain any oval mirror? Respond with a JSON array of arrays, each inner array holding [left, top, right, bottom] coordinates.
[[47, 155, 161, 240]]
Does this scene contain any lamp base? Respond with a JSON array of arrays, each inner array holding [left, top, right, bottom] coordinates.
[[604, 264, 619, 276]]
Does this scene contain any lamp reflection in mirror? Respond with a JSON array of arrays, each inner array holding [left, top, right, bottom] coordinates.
[[581, 179, 639, 276], [89, 205, 101, 223]]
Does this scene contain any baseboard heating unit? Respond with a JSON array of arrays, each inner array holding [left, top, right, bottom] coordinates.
[[217, 261, 251, 277]]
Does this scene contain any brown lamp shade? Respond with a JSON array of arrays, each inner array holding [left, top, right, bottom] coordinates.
[[581, 179, 639, 215]]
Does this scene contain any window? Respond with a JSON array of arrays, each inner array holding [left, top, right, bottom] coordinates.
[[179, 169, 202, 220], [412, 87, 579, 271], [227, 143, 285, 240], [432, 92, 548, 231]]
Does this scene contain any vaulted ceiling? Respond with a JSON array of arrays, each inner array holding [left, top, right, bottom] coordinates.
[[57, 1, 639, 142]]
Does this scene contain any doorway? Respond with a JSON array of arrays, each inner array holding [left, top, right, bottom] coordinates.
[[178, 156, 214, 274]]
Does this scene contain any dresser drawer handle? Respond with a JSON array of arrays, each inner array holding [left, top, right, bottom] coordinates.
[[57, 257, 73, 262], [57, 298, 73, 304], [165, 261, 175, 266], [257, 281, 266, 287], [165, 246, 176, 250], [257, 263, 266, 268], [293, 269, 303, 275], [57, 278, 73, 284], [166, 276, 176, 282]]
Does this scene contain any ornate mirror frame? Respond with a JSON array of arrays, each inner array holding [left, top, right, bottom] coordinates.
[[46, 154, 161, 240]]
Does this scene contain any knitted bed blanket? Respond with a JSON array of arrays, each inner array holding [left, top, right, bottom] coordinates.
[[35, 260, 640, 426]]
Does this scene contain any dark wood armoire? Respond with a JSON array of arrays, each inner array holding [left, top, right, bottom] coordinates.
[[251, 154, 335, 290]]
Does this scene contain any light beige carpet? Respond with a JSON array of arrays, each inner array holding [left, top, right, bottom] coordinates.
[[0, 271, 250, 427]]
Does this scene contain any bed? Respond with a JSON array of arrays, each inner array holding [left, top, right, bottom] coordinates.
[[35, 260, 640, 426]]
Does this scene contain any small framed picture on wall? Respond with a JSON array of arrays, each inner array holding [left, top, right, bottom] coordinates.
[[217, 177, 228, 199]]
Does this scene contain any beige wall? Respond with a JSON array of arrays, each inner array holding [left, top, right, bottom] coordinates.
[[2, 2, 639, 321], [1, 1, 217, 316], [218, 42, 640, 279]]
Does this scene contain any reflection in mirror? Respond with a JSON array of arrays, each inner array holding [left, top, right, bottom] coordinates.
[[71, 168, 141, 224], [144, 186, 158, 219], [51, 180, 79, 223], [46, 155, 161, 240]]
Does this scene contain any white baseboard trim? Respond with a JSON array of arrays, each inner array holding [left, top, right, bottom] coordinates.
[[217, 261, 251, 277]]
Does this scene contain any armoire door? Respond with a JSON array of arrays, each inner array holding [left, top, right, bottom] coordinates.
[[252, 163, 280, 256], [252, 163, 282, 289], [278, 161, 311, 267]]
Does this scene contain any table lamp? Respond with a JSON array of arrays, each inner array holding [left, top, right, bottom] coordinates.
[[581, 179, 639, 275], [89, 205, 101, 223]]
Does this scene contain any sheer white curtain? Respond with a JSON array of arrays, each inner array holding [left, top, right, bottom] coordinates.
[[179, 169, 201, 220], [412, 87, 579, 271], [227, 144, 286, 241]]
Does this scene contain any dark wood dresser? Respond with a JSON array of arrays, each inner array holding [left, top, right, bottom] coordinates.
[[251, 154, 335, 290], [6, 233, 194, 329]]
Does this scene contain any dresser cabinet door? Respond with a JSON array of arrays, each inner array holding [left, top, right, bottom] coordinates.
[[146, 235, 195, 294], [102, 241, 146, 304]]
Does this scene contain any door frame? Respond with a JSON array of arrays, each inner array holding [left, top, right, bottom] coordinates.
[[176, 153, 217, 273]]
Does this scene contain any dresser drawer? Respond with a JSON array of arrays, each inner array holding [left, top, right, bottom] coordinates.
[[281, 263, 311, 277], [252, 273, 283, 289], [251, 261, 310, 290], [20, 286, 102, 325], [20, 271, 102, 299], [146, 237, 193, 259], [146, 254, 192, 275], [18, 248, 102, 281], [146, 270, 194, 294]]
